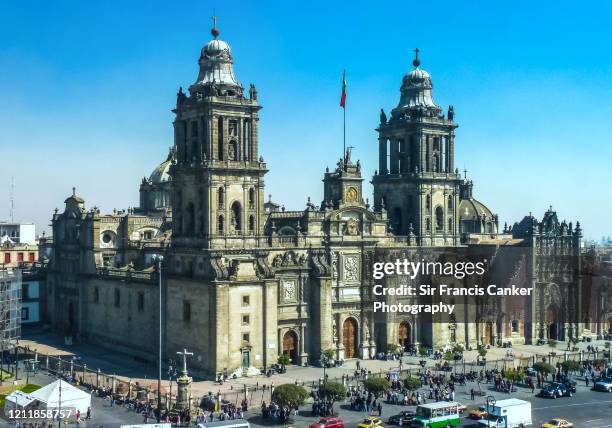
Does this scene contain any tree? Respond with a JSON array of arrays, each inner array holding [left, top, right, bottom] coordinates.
[[403, 376, 421, 391], [278, 354, 291, 371], [478, 348, 488, 359], [319, 381, 346, 403], [363, 377, 390, 397], [533, 362, 555, 375], [561, 360, 581, 374], [548, 339, 557, 350], [453, 344, 465, 353], [322, 349, 335, 361], [386, 343, 401, 354], [272, 384, 309, 408], [443, 351, 453, 362], [418, 345, 428, 358], [503, 368, 525, 383]]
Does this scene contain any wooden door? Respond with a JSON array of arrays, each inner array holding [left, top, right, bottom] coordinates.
[[282, 330, 298, 364], [398, 322, 411, 351], [343, 318, 358, 358]]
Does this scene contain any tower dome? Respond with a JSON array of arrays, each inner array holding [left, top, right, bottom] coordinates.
[[192, 17, 241, 91], [394, 49, 440, 114]]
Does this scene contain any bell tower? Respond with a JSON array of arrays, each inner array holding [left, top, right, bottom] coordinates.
[[170, 19, 268, 249], [373, 50, 461, 246]]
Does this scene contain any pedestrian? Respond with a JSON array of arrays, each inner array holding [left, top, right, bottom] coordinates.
[[377, 402, 382, 416], [470, 388, 475, 400], [86, 406, 91, 420]]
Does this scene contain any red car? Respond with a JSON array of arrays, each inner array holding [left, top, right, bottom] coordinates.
[[309, 416, 345, 428]]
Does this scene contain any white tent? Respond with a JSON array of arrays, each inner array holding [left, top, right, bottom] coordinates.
[[4, 390, 36, 415], [30, 379, 91, 414]]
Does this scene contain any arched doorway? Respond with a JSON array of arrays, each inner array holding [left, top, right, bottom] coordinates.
[[282, 330, 298, 364], [484, 322, 494, 345], [546, 305, 558, 340], [398, 322, 411, 351], [343, 318, 358, 359]]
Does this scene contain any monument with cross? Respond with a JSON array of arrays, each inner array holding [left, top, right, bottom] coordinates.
[[175, 348, 194, 411]]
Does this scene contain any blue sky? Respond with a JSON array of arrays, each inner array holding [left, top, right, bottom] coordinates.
[[1, 0, 610, 240]]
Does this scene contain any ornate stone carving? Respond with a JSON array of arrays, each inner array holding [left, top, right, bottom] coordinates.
[[282, 280, 296, 302], [344, 218, 359, 236], [272, 251, 308, 269], [343, 255, 360, 281]]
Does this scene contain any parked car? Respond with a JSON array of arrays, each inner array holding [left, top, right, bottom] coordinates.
[[358, 417, 384, 428], [309, 417, 344, 428], [560, 380, 577, 393], [387, 410, 415, 426], [540, 383, 572, 398], [541, 418, 574, 428], [469, 406, 488, 419], [593, 377, 612, 392]]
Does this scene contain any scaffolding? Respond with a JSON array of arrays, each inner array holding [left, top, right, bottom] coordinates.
[[0, 268, 21, 352]]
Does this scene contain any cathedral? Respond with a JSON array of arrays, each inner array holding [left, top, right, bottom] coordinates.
[[45, 22, 591, 378]]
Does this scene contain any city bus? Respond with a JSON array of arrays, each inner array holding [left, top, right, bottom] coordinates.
[[411, 402, 461, 428]]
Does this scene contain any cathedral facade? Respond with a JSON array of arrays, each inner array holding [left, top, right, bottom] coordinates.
[[44, 24, 590, 378]]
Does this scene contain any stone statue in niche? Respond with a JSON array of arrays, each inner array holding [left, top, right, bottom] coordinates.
[[283, 280, 295, 301], [228, 141, 237, 161]]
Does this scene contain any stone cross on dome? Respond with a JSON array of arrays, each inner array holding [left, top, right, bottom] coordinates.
[[177, 348, 194, 376], [413, 48, 420, 68]]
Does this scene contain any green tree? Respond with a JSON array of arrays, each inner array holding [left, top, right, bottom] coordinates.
[[504, 368, 525, 383], [322, 349, 335, 361], [386, 343, 401, 354], [478, 348, 488, 358], [443, 351, 453, 362], [418, 345, 428, 358], [278, 353, 291, 370], [319, 381, 346, 403], [548, 339, 558, 350], [403, 376, 421, 391], [272, 384, 309, 408], [561, 360, 581, 374], [363, 377, 390, 397], [533, 362, 555, 375], [453, 344, 465, 353]]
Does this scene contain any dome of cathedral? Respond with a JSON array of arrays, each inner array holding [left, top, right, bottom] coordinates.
[[458, 197, 495, 221], [149, 159, 172, 184], [403, 67, 432, 87], [148, 148, 175, 184], [202, 38, 232, 59]]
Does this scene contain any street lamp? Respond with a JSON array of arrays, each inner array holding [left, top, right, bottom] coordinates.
[[319, 353, 329, 402], [152, 254, 164, 422], [167, 358, 177, 410], [486, 395, 496, 428]]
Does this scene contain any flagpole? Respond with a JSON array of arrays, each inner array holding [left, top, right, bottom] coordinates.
[[343, 94, 346, 164]]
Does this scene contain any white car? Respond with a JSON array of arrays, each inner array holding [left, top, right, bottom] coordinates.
[[594, 377, 612, 392]]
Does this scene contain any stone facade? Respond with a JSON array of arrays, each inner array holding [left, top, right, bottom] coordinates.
[[43, 25, 590, 378]]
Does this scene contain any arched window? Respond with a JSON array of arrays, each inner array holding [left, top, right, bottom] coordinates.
[[248, 188, 255, 209], [392, 207, 402, 233], [186, 202, 195, 235], [435, 206, 444, 231], [218, 187, 224, 208], [217, 215, 224, 234], [248, 215, 255, 232], [231, 201, 242, 233], [217, 117, 224, 160]]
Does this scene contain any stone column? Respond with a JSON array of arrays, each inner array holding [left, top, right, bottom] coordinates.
[[390, 140, 399, 174]]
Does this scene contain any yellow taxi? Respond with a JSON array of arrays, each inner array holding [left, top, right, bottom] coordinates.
[[541, 419, 573, 428], [469, 406, 488, 419], [357, 416, 384, 428]]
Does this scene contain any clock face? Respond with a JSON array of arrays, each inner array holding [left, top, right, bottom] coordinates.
[[346, 186, 358, 202]]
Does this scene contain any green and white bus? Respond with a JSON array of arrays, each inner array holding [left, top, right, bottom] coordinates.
[[411, 402, 461, 428]]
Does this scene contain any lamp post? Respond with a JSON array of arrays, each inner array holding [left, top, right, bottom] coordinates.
[[320, 353, 329, 402], [152, 254, 164, 422], [486, 395, 496, 428], [167, 358, 177, 410]]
